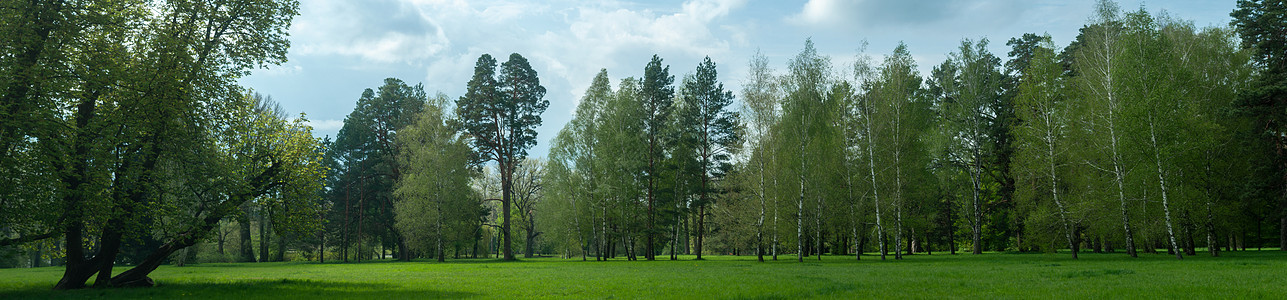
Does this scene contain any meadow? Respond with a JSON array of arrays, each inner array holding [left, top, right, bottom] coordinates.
[[2, 251, 1284, 299]]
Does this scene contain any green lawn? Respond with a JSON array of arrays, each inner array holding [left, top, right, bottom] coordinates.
[[2, 250, 1284, 299]]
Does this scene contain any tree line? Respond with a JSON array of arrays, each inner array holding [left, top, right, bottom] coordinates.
[[539, 0, 1287, 261], [3, 0, 1287, 290]]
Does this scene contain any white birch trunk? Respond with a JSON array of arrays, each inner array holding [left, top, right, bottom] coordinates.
[[1149, 116, 1182, 259]]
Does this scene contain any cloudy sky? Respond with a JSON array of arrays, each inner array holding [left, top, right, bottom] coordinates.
[[239, 0, 1236, 158]]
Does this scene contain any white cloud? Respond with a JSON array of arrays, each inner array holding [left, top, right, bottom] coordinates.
[[787, 0, 1029, 33], [306, 119, 346, 132], [566, 0, 744, 58], [291, 0, 450, 63]]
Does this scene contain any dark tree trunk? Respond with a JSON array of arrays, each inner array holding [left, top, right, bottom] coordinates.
[[525, 213, 538, 258], [342, 186, 351, 262], [502, 161, 514, 260], [947, 203, 956, 255], [857, 224, 867, 260], [924, 231, 932, 255], [646, 134, 657, 261], [92, 222, 125, 287], [1184, 221, 1197, 256], [1280, 214, 1286, 251], [53, 97, 98, 290], [239, 205, 255, 262], [110, 219, 216, 287], [259, 211, 269, 262], [696, 204, 705, 260], [108, 162, 282, 287], [276, 233, 286, 262], [1070, 226, 1080, 259], [319, 229, 325, 263]]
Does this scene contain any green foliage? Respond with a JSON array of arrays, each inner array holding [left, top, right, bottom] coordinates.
[[456, 53, 549, 260], [393, 94, 481, 260], [328, 78, 428, 262], [0, 0, 317, 288]]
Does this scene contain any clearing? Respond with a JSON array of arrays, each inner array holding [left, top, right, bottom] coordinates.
[[2, 251, 1284, 299]]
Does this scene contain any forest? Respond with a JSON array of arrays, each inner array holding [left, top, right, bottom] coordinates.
[[2, 0, 1286, 291]]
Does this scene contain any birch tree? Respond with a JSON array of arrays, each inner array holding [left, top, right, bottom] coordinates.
[[870, 43, 926, 260], [1072, 0, 1139, 257], [779, 39, 831, 261], [939, 38, 1006, 254], [394, 94, 477, 262], [1015, 36, 1081, 258], [741, 50, 782, 262]]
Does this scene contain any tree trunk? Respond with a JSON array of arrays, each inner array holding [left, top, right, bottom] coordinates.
[[502, 161, 514, 261], [925, 231, 932, 255], [647, 126, 658, 261], [436, 202, 445, 262], [109, 165, 283, 287], [970, 164, 983, 255], [1071, 226, 1081, 259], [259, 210, 270, 262], [53, 96, 99, 290], [109, 219, 216, 287], [601, 206, 608, 260], [240, 205, 255, 262], [816, 194, 823, 261], [1280, 213, 1286, 251], [696, 204, 706, 260], [525, 213, 537, 259], [773, 176, 780, 261], [217, 224, 227, 256], [757, 156, 767, 263], [797, 176, 805, 262], [1148, 119, 1182, 260], [92, 221, 125, 287], [571, 185, 586, 262], [857, 223, 867, 260], [1048, 128, 1075, 259], [319, 227, 326, 263], [1108, 113, 1137, 258], [909, 227, 918, 254], [671, 176, 681, 261]]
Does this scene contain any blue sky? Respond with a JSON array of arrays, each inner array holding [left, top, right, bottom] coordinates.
[[239, 0, 1237, 158]]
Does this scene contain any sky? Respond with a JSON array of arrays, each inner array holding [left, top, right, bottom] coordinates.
[[239, 0, 1238, 158]]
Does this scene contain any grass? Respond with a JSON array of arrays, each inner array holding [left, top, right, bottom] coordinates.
[[2, 250, 1285, 299]]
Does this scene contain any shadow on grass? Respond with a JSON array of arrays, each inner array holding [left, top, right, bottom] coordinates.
[[0, 279, 477, 300]]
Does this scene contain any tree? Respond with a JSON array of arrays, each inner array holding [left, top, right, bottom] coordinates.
[[544, 69, 614, 261], [1231, 0, 1287, 251], [513, 159, 545, 258], [741, 50, 782, 262], [394, 94, 478, 262], [101, 93, 323, 287], [594, 76, 648, 260], [1072, 0, 1139, 257], [870, 43, 928, 260], [776, 40, 831, 261], [936, 38, 1006, 254], [456, 53, 549, 261], [854, 49, 891, 260], [676, 56, 740, 260], [640, 55, 675, 261], [1014, 35, 1081, 258], [330, 78, 428, 262], [6, 0, 307, 289]]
